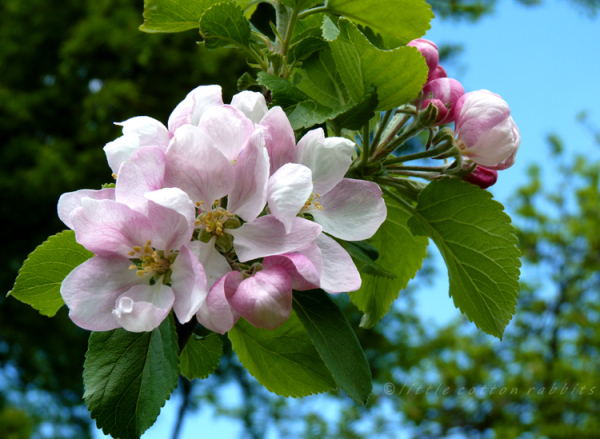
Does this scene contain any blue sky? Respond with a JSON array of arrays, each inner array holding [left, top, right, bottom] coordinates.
[[95, 2, 600, 438]]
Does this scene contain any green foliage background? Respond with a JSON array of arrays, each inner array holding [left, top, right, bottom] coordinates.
[[1, 0, 599, 438]]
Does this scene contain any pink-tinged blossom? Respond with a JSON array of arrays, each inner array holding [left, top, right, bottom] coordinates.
[[60, 190, 207, 332], [428, 65, 447, 81], [407, 39, 439, 74], [462, 165, 498, 189], [454, 90, 521, 169], [420, 78, 465, 125]]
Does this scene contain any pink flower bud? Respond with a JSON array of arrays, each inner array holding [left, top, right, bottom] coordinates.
[[428, 65, 447, 82], [462, 165, 498, 189], [422, 99, 448, 125], [407, 39, 439, 73], [420, 78, 465, 125], [454, 90, 521, 169]]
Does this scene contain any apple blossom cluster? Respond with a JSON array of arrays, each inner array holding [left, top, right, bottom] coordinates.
[[408, 39, 521, 189], [57, 86, 387, 333]]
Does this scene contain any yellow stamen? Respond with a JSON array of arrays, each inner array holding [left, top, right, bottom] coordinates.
[[129, 264, 137, 270], [136, 271, 145, 277], [128, 251, 135, 256], [195, 219, 201, 226], [112, 173, 117, 180], [133, 246, 142, 252]]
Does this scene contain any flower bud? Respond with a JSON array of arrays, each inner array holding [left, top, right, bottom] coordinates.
[[421, 99, 448, 125], [462, 165, 498, 189], [407, 39, 439, 73], [428, 65, 447, 82], [454, 90, 521, 169], [420, 78, 465, 125]]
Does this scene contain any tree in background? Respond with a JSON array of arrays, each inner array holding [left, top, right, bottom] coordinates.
[[1, 0, 599, 438]]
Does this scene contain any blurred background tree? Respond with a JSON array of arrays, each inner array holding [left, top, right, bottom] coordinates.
[[1, 0, 599, 438]]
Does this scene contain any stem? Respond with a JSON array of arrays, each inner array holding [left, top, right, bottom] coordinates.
[[175, 315, 198, 354], [370, 110, 392, 152], [387, 164, 449, 173], [384, 170, 437, 180], [281, 5, 301, 57], [379, 185, 421, 216], [384, 145, 449, 166], [360, 123, 371, 170], [382, 121, 423, 153], [297, 5, 330, 20]]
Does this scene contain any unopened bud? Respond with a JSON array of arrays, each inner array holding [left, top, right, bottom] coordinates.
[[428, 65, 447, 82], [462, 165, 498, 189], [407, 39, 439, 74], [420, 78, 465, 125]]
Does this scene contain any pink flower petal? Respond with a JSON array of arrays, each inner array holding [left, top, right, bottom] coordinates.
[[229, 266, 292, 330], [309, 179, 386, 241], [147, 200, 192, 253], [115, 146, 166, 211], [227, 128, 270, 222], [188, 239, 232, 289], [61, 256, 143, 331], [116, 116, 170, 150], [169, 85, 224, 131], [71, 199, 153, 257], [104, 135, 140, 175], [316, 234, 361, 294], [144, 188, 196, 232], [170, 245, 208, 324], [165, 125, 235, 205], [57, 188, 115, 230], [259, 106, 296, 175], [263, 253, 320, 291], [229, 216, 322, 262], [197, 105, 255, 161], [230, 91, 268, 124], [294, 128, 355, 195], [267, 163, 313, 233], [196, 271, 243, 334], [112, 283, 175, 332]]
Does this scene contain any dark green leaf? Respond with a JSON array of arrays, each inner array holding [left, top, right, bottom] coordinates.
[[180, 333, 223, 380], [296, 50, 351, 108], [332, 89, 379, 130], [200, 1, 251, 50], [84, 315, 179, 439], [288, 36, 329, 63], [407, 178, 521, 339], [237, 72, 258, 90], [292, 289, 372, 405], [341, 240, 397, 279], [326, 0, 434, 48], [327, 18, 428, 110], [349, 196, 429, 328], [9, 230, 93, 317], [257, 72, 350, 130], [228, 313, 336, 397]]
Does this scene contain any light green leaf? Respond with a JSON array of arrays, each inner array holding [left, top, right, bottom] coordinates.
[[280, 0, 322, 9], [84, 315, 179, 439], [296, 50, 351, 108], [9, 230, 93, 317], [200, 1, 251, 50], [140, 0, 259, 32], [407, 178, 521, 339], [140, 0, 216, 33], [326, 0, 434, 48], [257, 72, 350, 130], [327, 18, 428, 111], [228, 313, 337, 397], [349, 197, 428, 328], [292, 289, 372, 405], [180, 333, 223, 380]]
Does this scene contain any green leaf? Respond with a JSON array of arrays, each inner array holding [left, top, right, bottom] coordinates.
[[200, 1, 251, 50], [341, 240, 397, 279], [140, 0, 217, 33], [139, 0, 259, 33], [327, 18, 428, 111], [280, 0, 322, 9], [349, 197, 429, 328], [332, 89, 379, 130], [228, 313, 337, 397], [292, 289, 372, 405], [8, 230, 93, 317], [180, 333, 223, 380], [257, 72, 349, 130], [288, 36, 329, 64], [326, 0, 434, 48], [296, 50, 351, 108], [407, 178, 521, 339], [84, 315, 179, 439], [237, 72, 258, 90]]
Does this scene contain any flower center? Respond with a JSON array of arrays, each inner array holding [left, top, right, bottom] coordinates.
[[303, 193, 323, 211], [127, 240, 171, 277], [195, 205, 233, 237]]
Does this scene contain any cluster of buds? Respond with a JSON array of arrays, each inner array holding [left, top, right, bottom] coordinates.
[[405, 39, 521, 189], [58, 86, 386, 333]]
